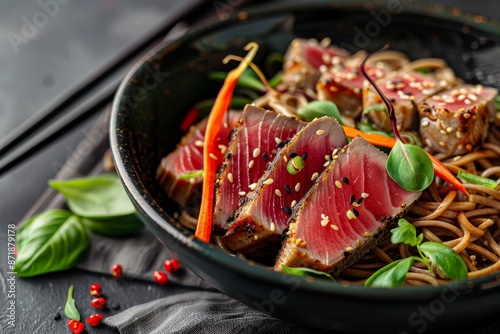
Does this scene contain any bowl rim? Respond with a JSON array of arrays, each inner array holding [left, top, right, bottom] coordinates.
[[110, 0, 500, 302]]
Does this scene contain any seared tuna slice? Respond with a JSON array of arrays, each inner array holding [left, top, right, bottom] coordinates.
[[275, 137, 421, 275], [419, 84, 498, 155], [213, 105, 305, 233], [317, 50, 408, 120], [282, 38, 349, 91], [157, 112, 240, 207], [222, 117, 348, 260], [362, 71, 446, 132], [317, 61, 389, 120]]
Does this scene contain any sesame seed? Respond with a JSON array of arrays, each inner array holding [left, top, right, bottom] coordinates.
[[330, 224, 339, 231], [249, 183, 257, 190], [248, 160, 255, 168], [289, 152, 298, 158], [352, 202, 360, 207], [291, 200, 297, 208], [439, 141, 446, 147], [194, 140, 204, 147], [446, 127, 454, 133], [465, 98, 472, 105], [283, 155, 288, 163], [321, 220, 328, 227], [467, 93, 477, 101], [342, 176, 350, 185], [347, 210, 356, 220], [209, 153, 218, 160], [332, 148, 339, 156], [218, 144, 227, 154], [262, 152, 269, 161], [299, 240, 307, 248], [275, 137, 282, 145], [270, 223, 276, 232], [284, 184, 292, 194], [295, 238, 303, 246], [345, 246, 354, 253], [295, 183, 301, 192], [238, 191, 246, 196], [421, 120, 430, 127], [361, 192, 369, 198], [357, 197, 364, 204], [302, 152, 308, 160], [350, 194, 355, 204], [227, 173, 234, 183], [325, 154, 331, 161], [364, 231, 371, 237], [283, 206, 292, 215], [356, 239, 361, 247], [275, 189, 282, 197], [335, 180, 342, 188], [263, 179, 274, 185], [311, 172, 319, 181], [253, 148, 261, 158], [254, 235, 259, 240], [189, 178, 196, 184], [323, 161, 331, 167], [277, 140, 286, 148], [352, 208, 359, 216], [316, 129, 325, 136]]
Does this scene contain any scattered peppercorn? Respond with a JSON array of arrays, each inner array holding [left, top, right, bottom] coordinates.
[[86, 313, 103, 327], [111, 303, 121, 310], [67, 319, 85, 334], [163, 259, 180, 273], [111, 264, 123, 279], [153, 271, 169, 285], [90, 297, 107, 309], [53, 311, 61, 321], [89, 283, 102, 297]]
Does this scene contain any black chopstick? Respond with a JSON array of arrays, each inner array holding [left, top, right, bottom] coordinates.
[[0, 0, 210, 162], [0, 79, 119, 176]]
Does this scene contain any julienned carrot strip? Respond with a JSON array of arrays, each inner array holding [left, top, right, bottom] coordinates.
[[341, 126, 469, 196], [195, 43, 259, 243]]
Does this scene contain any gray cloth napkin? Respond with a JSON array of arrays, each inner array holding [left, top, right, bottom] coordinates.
[[103, 290, 320, 334]]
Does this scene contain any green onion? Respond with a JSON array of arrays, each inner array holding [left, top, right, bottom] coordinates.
[[457, 170, 498, 188], [179, 170, 204, 180]]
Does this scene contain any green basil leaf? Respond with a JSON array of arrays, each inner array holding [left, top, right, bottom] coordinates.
[[391, 219, 422, 247], [282, 265, 336, 282], [364, 257, 414, 288], [419, 242, 468, 280], [15, 210, 90, 277], [457, 170, 497, 189], [297, 101, 344, 124], [386, 140, 434, 192], [49, 174, 135, 218], [65, 285, 80, 321], [81, 214, 144, 237]]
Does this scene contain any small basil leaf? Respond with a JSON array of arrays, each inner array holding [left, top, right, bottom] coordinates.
[[49, 174, 135, 219], [391, 219, 421, 247], [65, 285, 80, 321], [297, 101, 344, 124], [365, 257, 414, 288], [419, 242, 468, 280], [15, 210, 90, 277], [81, 214, 144, 237], [386, 140, 434, 192], [282, 265, 336, 282]]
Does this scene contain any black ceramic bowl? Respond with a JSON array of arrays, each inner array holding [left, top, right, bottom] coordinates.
[[111, 1, 500, 332]]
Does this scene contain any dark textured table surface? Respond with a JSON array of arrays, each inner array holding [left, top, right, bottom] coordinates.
[[1, 1, 500, 333]]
